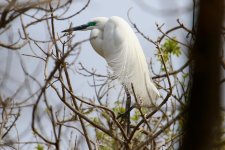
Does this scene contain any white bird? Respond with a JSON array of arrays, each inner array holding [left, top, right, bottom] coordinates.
[[62, 16, 159, 106]]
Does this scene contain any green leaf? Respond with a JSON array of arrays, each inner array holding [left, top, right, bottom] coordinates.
[[36, 144, 44, 150], [92, 117, 100, 125], [158, 37, 181, 62], [101, 111, 110, 121], [182, 73, 189, 79], [131, 110, 141, 122]]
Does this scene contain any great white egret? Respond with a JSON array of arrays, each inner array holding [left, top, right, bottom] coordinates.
[[62, 16, 159, 106]]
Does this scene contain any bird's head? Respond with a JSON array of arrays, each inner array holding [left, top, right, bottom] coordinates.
[[62, 17, 108, 33]]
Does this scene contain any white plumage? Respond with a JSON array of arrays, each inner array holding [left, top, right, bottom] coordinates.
[[63, 16, 160, 106]]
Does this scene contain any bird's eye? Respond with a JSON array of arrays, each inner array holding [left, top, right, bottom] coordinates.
[[88, 22, 97, 26]]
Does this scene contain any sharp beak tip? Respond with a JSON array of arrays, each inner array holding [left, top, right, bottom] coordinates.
[[61, 24, 87, 33], [61, 29, 69, 33]]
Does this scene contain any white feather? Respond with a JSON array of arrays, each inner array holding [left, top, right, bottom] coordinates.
[[89, 16, 160, 106]]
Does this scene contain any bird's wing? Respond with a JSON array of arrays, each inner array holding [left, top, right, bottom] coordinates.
[[130, 37, 160, 105], [102, 17, 130, 77], [102, 16, 159, 106]]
